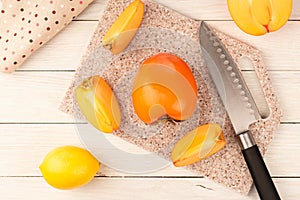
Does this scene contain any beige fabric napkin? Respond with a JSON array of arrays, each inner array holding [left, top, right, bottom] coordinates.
[[0, 0, 93, 73]]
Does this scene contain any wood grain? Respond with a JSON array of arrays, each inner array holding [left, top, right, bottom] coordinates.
[[0, 124, 298, 177], [77, 0, 300, 21], [0, 72, 299, 122], [17, 21, 300, 71], [1, 177, 299, 200], [0, 1, 299, 199]]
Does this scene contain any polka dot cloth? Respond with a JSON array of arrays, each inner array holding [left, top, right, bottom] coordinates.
[[0, 0, 93, 73]]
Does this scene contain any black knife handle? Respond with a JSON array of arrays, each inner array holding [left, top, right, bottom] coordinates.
[[242, 144, 281, 200]]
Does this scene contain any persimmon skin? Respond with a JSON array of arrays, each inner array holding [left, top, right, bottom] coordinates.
[[132, 53, 198, 124], [142, 53, 198, 88]]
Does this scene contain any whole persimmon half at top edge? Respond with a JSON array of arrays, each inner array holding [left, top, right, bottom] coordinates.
[[227, 0, 292, 36]]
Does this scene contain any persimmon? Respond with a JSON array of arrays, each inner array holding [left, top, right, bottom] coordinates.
[[102, 0, 145, 54], [227, 0, 292, 36], [171, 124, 226, 167], [75, 76, 121, 133], [132, 53, 198, 124]]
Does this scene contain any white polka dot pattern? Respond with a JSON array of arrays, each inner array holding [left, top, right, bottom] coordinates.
[[0, 0, 93, 73]]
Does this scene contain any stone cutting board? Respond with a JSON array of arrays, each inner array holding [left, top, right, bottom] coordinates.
[[60, 0, 282, 195]]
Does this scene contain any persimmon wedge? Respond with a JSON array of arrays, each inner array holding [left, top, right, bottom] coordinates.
[[172, 124, 226, 167], [132, 53, 198, 124], [102, 0, 145, 54], [75, 76, 121, 133]]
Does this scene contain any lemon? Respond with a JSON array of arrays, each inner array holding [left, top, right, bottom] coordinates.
[[39, 146, 100, 189]]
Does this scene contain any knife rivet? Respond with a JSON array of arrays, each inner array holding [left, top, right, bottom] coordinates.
[[217, 48, 222, 53], [246, 103, 252, 108], [224, 60, 229, 65], [233, 78, 239, 83], [243, 97, 249, 101], [220, 54, 226, 59], [249, 109, 255, 114], [213, 42, 219, 47], [226, 66, 232, 71], [240, 91, 245, 96], [237, 84, 242, 89], [230, 72, 236, 77]]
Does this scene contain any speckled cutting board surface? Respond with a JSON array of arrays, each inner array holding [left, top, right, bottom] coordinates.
[[60, 0, 281, 195]]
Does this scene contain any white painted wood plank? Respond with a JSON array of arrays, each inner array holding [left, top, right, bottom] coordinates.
[[0, 72, 299, 122], [0, 124, 299, 177], [0, 1, 298, 199], [18, 21, 300, 71], [208, 21, 300, 72], [0, 72, 75, 123], [77, 0, 300, 21], [19, 21, 97, 71], [76, 0, 107, 20], [1, 177, 298, 200], [242, 71, 300, 123]]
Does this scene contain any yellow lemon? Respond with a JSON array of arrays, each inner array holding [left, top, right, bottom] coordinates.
[[39, 146, 100, 189]]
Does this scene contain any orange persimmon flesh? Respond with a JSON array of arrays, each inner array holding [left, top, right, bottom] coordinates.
[[132, 53, 198, 124], [227, 0, 292, 36], [102, 0, 144, 54], [75, 76, 121, 133], [172, 124, 226, 167]]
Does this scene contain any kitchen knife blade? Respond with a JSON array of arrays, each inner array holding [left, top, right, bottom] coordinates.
[[199, 21, 280, 200]]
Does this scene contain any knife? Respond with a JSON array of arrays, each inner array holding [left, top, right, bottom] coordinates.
[[199, 22, 280, 200]]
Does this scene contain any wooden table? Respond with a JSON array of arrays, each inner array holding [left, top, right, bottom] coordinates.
[[1, 1, 299, 199]]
